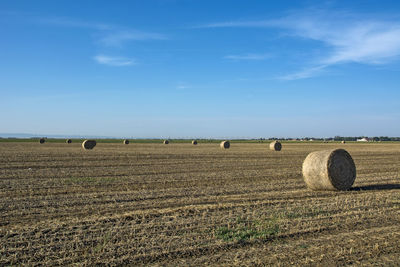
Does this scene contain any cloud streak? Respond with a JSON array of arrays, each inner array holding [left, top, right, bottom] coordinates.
[[279, 65, 328, 80], [38, 16, 112, 30], [38, 16, 166, 47], [176, 82, 192, 90], [224, 53, 271, 61], [198, 20, 281, 29], [200, 9, 400, 79], [99, 30, 166, 47], [93, 55, 135, 66]]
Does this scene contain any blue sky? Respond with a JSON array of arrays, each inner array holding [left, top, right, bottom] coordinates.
[[1, 0, 400, 138]]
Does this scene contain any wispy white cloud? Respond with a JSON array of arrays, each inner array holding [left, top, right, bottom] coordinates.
[[93, 55, 135, 66], [38, 16, 112, 30], [99, 30, 166, 47], [195, 20, 281, 28], [224, 53, 271, 61], [200, 9, 400, 79], [176, 85, 190, 89], [38, 16, 165, 47], [279, 65, 328, 80], [176, 82, 191, 90]]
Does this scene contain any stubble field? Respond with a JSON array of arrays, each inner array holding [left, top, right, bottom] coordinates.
[[0, 142, 399, 266]]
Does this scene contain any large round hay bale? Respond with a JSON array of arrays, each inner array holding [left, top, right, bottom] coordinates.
[[269, 141, 282, 151], [192, 140, 198, 145], [220, 140, 230, 149], [82, 140, 96, 150], [66, 139, 72, 144], [341, 140, 346, 144], [302, 149, 356, 191], [39, 138, 45, 144], [163, 140, 169, 144], [123, 139, 129, 145]]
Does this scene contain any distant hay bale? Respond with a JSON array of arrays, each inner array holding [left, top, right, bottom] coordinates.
[[192, 140, 198, 145], [82, 140, 97, 150], [39, 138, 45, 144], [269, 141, 282, 151], [302, 149, 356, 191], [66, 139, 72, 144], [123, 139, 129, 145], [220, 140, 230, 149], [342, 140, 346, 144], [163, 140, 169, 144]]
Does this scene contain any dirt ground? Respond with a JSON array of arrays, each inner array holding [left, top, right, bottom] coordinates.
[[0, 142, 399, 266]]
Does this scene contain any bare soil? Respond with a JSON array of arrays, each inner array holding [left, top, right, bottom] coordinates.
[[0, 142, 399, 266]]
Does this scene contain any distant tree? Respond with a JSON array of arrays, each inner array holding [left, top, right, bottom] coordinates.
[[380, 136, 390, 141], [334, 136, 341, 141]]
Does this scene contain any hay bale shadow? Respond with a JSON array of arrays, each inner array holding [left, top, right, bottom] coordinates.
[[350, 184, 400, 191]]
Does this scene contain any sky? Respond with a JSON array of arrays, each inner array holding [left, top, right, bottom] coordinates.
[[1, 0, 400, 138]]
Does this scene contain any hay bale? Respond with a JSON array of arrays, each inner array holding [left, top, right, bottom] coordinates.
[[269, 141, 282, 151], [39, 138, 45, 144], [82, 140, 96, 150], [302, 149, 356, 191], [163, 140, 169, 144], [123, 139, 129, 145], [220, 140, 230, 149], [192, 140, 198, 145], [66, 139, 72, 144], [342, 140, 346, 144]]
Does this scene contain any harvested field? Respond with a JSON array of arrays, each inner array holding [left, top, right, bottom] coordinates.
[[0, 142, 399, 265]]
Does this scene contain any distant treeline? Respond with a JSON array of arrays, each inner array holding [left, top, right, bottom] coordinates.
[[267, 136, 400, 141]]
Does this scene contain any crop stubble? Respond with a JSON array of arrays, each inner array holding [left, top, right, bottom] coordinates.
[[0, 142, 399, 265]]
